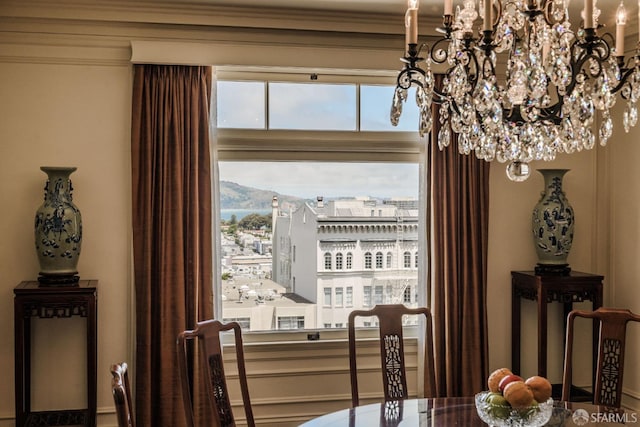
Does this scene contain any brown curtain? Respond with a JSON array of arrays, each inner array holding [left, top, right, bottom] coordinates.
[[131, 64, 214, 427], [426, 74, 490, 397]]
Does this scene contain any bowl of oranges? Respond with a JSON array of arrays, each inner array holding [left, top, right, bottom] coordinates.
[[475, 368, 554, 427]]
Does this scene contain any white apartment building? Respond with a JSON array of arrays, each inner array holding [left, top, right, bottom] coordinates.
[[272, 196, 419, 329]]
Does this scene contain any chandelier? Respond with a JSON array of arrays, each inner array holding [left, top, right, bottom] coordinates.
[[391, 0, 640, 181]]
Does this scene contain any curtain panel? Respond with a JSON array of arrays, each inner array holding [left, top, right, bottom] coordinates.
[[131, 64, 214, 426], [427, 74, 490, 397]]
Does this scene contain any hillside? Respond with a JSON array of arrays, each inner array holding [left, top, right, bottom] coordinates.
[[220, 181, 307, 211]]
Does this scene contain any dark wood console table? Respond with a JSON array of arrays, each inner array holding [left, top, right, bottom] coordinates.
[[14, 280, 98, 427], [511, 271, 603, 399]]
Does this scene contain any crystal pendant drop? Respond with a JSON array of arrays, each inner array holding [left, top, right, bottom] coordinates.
[[630, 105, 638, 127], [438, 125, 451, 150], [624, 104, 632, 132], [390, 87, 406, 126], [599, 113, 613, 145]]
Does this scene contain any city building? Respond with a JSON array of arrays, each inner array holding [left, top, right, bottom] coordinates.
[[272, 196, 419, 328]]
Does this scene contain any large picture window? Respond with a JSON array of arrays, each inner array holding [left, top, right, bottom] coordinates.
[[215, 68, 422, 333]]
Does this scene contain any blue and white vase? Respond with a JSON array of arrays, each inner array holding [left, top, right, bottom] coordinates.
[[531, 169, 574, 275], [34, 166, 82, 284]]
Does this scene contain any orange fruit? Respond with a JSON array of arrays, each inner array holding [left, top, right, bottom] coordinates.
[[503, 381, 535, 409], [487, 367, 513, 393], [525, 375, 552, 403]]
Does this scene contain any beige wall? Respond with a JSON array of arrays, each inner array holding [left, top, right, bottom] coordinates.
[[0, 1, 639, 425]]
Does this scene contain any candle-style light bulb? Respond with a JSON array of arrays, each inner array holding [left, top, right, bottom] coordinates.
[[617, 1, 627, 24], [405, 0, 419, 48], [616, 1, 627, 56], [445, 0, 453, 15], [584, 0, 593, 29]]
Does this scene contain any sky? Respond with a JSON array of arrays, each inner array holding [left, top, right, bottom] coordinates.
[[218, 162, 419, 200], [216, 80, 420, 200]]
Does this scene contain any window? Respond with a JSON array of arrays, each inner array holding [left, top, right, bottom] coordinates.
[[363, 286, 372, 307], [278, 316, 305, 330], [403, 286, 412, 304], [324, 252, 332, 270], [324, 288, 332, 306], [376, 252, 383, 269], [365, 252, 372, 269], [336, 287, 344, 307], [346, 286, 353, 306], [415, 252, 419, 269], [223, 317, 251, 330], [374, 285, 383, 304], [404, 251, 412, 268], [216, 70, 421, 334]]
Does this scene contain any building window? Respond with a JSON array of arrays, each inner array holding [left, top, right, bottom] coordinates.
[[346, 286, 353, 306], [363, 286, 372, 307], [336, 287, 344, 306], [386, 252, 392, 268], [335, 323, 343, 328], [365, 252, 372, 269], [336, 252, 343, 270], [278, 316, 305, 330], [403, 286, 412, 304], [346, 252, 353, 270], [324, 252, 332, 270], [374, 285, 383, 304], [324, 323, 332, 328], [324, 287, 332, 306], [415, 251, 419, 269], [404, 251, 412, 268], [376, 251, 383, 269], [223, 317, 251, 330]]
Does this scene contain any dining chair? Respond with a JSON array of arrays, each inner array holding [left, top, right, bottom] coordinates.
[[562, 307, 640, 408], [177, 319, 255, 427], [110, 362, 135, 427], [348, 304, 436, 407]]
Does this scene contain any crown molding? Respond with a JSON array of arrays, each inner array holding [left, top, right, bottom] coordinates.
[[0, 0, 443, 36]]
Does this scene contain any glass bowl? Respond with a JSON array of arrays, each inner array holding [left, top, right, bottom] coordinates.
[[475, 391, 554, 427]]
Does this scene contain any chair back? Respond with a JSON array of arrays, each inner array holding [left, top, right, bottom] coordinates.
[[110, 362, 135, 427], [348, 304, 436, 407], [177, 319, 255, 427], [562, 307, 640, 408]]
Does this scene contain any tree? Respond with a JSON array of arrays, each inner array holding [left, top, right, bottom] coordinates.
[[229, 214, 237, 225], [239, 213, 272, 230]]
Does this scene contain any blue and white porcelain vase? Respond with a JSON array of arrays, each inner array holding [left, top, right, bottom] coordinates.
[[34, 166, 82, 284], [531, 169, 574, 275]]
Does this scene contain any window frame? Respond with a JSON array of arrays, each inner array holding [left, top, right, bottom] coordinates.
[[212, 67, 425, 343]]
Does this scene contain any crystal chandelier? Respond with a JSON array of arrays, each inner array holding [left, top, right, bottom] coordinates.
[[391, 0, 640, 181]]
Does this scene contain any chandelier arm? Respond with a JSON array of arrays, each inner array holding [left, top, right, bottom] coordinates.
[[396, 65, 426, 90], [429, 37, 452, 65], [463, 41, 482, 95], [611, 66, 637, 97], [540, 0, 554, 27]]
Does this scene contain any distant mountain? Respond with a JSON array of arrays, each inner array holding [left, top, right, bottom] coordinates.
[[220, 181, 307, 211]]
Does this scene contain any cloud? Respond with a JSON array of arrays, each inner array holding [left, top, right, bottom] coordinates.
[[218, 162, 418, 199]]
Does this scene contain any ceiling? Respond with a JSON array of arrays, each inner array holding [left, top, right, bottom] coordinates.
[[200, 0, 623, 34]]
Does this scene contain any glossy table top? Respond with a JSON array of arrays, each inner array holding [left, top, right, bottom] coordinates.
[[299, 397, 637, 426]]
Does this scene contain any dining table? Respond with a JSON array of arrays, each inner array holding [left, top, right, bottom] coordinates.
[[298, 396, 638, 426]]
